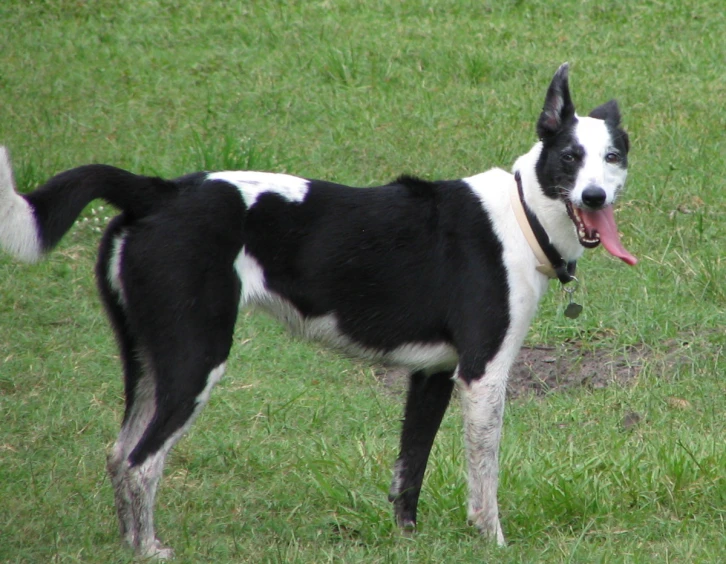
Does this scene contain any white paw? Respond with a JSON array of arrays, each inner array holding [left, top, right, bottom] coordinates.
[[138, 539, 175, 560], [468, 510, 506, 547]]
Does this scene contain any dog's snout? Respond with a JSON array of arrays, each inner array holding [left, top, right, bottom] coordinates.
[[581, 186, 607, 209]]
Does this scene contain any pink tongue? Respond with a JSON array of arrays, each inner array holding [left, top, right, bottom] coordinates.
[[580, 207, 638, 265]]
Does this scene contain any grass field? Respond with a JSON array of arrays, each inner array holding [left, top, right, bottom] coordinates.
[[1, 0, 724, 562]]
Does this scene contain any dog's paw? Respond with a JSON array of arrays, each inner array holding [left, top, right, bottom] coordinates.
[[138, 539, 175, 561], [396, 517, 416, 537], [468, 510, 506, 547]]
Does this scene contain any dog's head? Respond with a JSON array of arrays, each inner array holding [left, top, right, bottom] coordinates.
[[534, 63, 636, 265]]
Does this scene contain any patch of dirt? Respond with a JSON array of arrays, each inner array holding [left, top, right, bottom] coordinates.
[[375, 344, 651, 399], [506, 345, 646, 397]]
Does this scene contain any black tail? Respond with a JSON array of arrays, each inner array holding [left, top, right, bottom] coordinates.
[[0, 146, 179, 262]]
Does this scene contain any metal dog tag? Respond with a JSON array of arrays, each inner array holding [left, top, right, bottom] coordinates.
[[564, 301, 583, 319], [563, 277, 582, 319]]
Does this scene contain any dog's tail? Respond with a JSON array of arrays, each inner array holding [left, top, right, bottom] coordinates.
[[0, 146, 180, 262]]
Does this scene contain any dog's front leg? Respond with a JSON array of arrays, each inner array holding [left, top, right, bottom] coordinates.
[[457, 370, 507, 546]]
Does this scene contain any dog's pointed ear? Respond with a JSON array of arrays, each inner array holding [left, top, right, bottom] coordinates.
[[589, 99, 622, 126], [537, 63, 576, 139]]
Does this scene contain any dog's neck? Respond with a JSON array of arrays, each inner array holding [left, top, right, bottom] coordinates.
[[512, 143, 585, 266], [510, 171, 577, 283]]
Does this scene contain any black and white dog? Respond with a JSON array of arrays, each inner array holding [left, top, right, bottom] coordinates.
[[0, 64, 636, 559]]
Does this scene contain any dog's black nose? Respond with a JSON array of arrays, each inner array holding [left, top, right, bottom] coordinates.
[[581, 186, 607, 209]]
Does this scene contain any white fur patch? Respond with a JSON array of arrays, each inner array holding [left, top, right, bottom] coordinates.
[[107, 232, 127, 305], [389, 458, 406, 498], [306, 313, 456, 370], [387, 342, 458, 371], [0, 146, 43, 262], [195, 362, 226, 408], [570, 116, 628, 208], [303, 312, 457, 370], [234, 247, 268, 303], [268, 303, 457, 371], [267, 305, 457, 370], [206, 170, 309, 208]]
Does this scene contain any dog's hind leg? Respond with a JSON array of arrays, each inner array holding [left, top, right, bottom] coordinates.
[[100, 316, 188, 559], [118, 296, 237, 560], [99, 230, 241, 558], [97, 222, 150, 549], [389, 369, 455, 530], [124, 361, 228, 560], [106, 362, 158, 552]]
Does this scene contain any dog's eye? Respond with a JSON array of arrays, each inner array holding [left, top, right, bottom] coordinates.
[[561, 153, 576, 164], [605, 152, 621, 164]]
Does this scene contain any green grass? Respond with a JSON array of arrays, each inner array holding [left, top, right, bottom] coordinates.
[[1, 0, 725, 562]]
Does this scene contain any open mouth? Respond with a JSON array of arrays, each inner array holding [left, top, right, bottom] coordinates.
[[565, 201, 638, 265], [566, 202, 600, 248]]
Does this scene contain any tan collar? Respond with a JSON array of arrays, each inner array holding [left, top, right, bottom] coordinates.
[[509, 175, 557, 279]]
